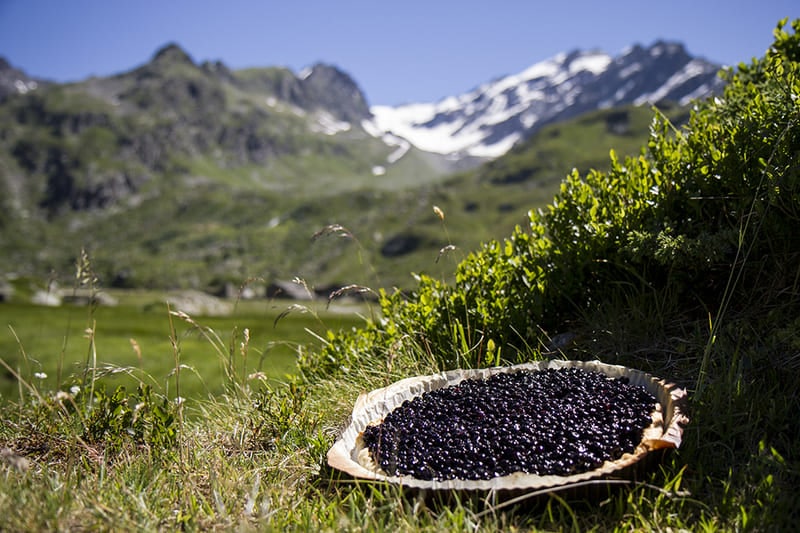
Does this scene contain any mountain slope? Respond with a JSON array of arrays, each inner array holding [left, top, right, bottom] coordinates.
[[0, 102, 691, 292], [0, 42, 720, 293], [372, 41, 725, 159], [0, 44, 448, 216]]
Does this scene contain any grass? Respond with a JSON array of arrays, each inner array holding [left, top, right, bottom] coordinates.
[[2, 180, 798, 530], [1, 307, 796, 531], [1, 243, 798, 531], [2, 176, 798, 530], [0, 291, 369, 403]]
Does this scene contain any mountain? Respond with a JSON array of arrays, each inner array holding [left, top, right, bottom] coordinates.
[[0, 57, 48, 101], [0, 43, 457, 217], [0, 43, 465, 290], [0, 41, 724, 218], [371, 41, 725, 159], [0, 41, 725, 293]]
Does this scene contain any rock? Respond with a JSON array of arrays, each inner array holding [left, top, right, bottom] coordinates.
[[0, 447, 30, 472], [150, 43, 195, 67], [31, 290, 61, 306], [60, 289, 118, 306], [266, 280, 314, 300], [300, 63, 372, 123], [0, 280, 13, 302], [165, 289, 232, 316], [0, 56, 45, 101]]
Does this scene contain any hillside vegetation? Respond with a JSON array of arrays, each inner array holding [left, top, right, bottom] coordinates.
[[0, 19, 798, 531], [0, 102, 684, 294], [0, 41, 688, 293], [0, 43, 446, 290]]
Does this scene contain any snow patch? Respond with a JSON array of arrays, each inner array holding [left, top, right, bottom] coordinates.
[[311, 111, 351, 135], [634, 59, 709, 105], [360, 118, 382, 137], [519, 53, 565, 81], [619, 62, 642, 78], [361, 118, 412, 164], [366, 50, 613, 158], [386, 138, 410, 164], [569, 52, 611, 75], [14, 79, 37, 94], [369, 46, 717, 160], [469, 132, 521, 158], [680, 83, 712, 105], [372, 104, 484, 155]]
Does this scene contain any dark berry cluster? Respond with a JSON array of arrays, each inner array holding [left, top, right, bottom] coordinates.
[[361, 367, 656, 481]]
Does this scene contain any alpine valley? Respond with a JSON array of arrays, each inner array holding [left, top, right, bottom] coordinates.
[[0, 41, 725, 296]]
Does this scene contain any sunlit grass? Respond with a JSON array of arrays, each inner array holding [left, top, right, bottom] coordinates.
[[0, 296, 368, 403]]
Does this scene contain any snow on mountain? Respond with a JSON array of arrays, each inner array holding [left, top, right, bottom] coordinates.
[[368, 42, 725, 160], [0, 57, 46, 100]]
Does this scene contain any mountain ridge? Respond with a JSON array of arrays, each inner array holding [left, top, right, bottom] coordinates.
[[0, 39, 724, 171], [371, 40, 725, 159], [0, 42, 453, 216]]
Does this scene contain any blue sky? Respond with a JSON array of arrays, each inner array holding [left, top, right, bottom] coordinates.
[[0, 1, 795, 106]]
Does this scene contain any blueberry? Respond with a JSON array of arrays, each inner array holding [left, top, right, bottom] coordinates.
[[362, 367, 656, 480]]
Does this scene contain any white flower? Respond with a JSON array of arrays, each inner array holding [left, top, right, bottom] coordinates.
[[70, 385, 81, 395], [34, 372, 47, 380]]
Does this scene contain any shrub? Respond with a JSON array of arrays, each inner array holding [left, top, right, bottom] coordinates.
[[301, 19, 800, 376]]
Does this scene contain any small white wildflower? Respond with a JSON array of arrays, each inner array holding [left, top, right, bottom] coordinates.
[[174, 396, 185, 406], [55, 391, 70, 402], [1, 447, 30, 473], [34, 372, 47, 380], [70, 385, 81, 395], [248, 372, 267, 381]]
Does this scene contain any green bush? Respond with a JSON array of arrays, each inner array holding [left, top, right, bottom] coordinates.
[[301, 19, 800, 375]]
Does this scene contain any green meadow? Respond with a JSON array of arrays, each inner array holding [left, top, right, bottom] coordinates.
[[0, 293, 369, 403]]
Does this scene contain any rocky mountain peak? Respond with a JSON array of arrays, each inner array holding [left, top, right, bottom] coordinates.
[[201, 59, 235, 82], [371, 42, 725, 159], [616, 40, 692, 70], [299, 63, 372, 123], [151, 43, 196, 67]]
